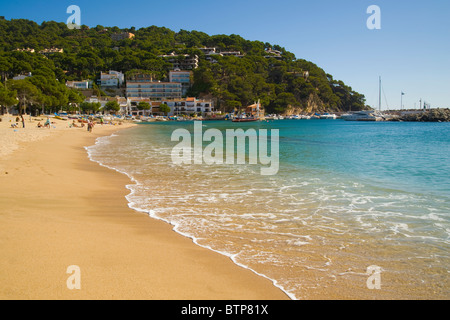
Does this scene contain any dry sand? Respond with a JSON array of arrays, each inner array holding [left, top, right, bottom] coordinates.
[[0, 114, 289, 300]]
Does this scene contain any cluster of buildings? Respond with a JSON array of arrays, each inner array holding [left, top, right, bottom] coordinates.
[[122, 97, 213, 117], [84, 94, 214, 117], [67, 69, 214, 117], [15, 47, 64, 56], [197, 47, 244, 63], [14, 42, 275, 116], [197, 47, 283, 62], [9, 47, 212, 116], [89, 46, 281, 116], [9, 30, 292, 117], [264, 48, 283, 60]]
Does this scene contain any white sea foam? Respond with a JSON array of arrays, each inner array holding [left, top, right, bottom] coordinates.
[[85, 124, 450, 300], [85, 132, 300, 300]]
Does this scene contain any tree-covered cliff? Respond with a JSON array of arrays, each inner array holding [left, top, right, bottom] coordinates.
[[0, 18, 368, 114]]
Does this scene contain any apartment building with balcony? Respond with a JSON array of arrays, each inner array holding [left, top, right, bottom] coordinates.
[[163, 97, 214, 116], [126, 81, 182, 100], [125, 97, 214, 116], [159, 52, 199, 70], [169, 70, 192, 96]]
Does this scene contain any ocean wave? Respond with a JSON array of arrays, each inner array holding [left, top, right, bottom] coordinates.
[[85, 123, 450, 300]]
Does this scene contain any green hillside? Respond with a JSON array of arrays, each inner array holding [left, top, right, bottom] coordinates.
[[0, 18, 368, 114]]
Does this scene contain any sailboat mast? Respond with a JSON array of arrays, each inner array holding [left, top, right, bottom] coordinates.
[[378, 76, 382, 112]]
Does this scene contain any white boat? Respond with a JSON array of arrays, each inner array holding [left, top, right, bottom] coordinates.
[[319, 113, 337, 119], [341, 110, 383, 121]]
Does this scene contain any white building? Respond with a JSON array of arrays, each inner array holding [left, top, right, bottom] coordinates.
[[197, 47, 244, 62], [116, 96, 128, 113], [264, 48, 283, 60], [198, 47, 217, 55], [98, 70, 125, 87], [164, 97, 214, 116], [84, 96, 126, 113], [220, 51, 244, 57], [124, 97, 152, 116], [126, 81, 182, 100], [159, 52, 199, 70], [169, 70, 192, 96], [204, 51, 223, 63], [66, 80, 93, 90], [124, 97, 214, 116]]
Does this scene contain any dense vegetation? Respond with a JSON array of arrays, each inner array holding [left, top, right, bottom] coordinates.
[[0, 18, 368, 114]]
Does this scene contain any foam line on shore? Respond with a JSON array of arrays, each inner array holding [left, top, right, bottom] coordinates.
[[85, 131, 297, 300]]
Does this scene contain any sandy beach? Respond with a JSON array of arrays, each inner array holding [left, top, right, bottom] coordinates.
[[0, 115, 288, 300]]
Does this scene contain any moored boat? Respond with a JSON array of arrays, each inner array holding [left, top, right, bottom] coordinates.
[[232, 117, 259, 122], [341, 110, 383, 121], [319, 113, 337, 119]]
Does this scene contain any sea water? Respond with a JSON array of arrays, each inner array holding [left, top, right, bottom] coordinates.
[[86, 120, 450, 299]]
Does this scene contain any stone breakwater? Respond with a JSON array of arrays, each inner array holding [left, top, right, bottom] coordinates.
[[389, 109, 450, 122]]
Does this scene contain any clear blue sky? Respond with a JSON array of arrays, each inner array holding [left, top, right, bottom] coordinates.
[[2, 0, 449, 109]]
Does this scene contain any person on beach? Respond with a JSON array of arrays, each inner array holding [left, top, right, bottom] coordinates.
[[87, 120, 94, 132], [44, 118, 51, 128], [21, 115, 25, 128]]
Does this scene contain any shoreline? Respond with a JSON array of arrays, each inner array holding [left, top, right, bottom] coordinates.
[[85, 133, 296, 300], [0, 117, 288, 300]]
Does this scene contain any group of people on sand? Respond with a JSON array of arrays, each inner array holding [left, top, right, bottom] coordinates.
[[69, 119, 95, 132], [7, 115, 104, 132], [10, 115, 26, 129], [37, 118, 52, 129], [69, 120, 85, 128], [35, 118, 95, 131]]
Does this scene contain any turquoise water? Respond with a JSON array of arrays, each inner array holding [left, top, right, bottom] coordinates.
[[87, 119, 450, 299]]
